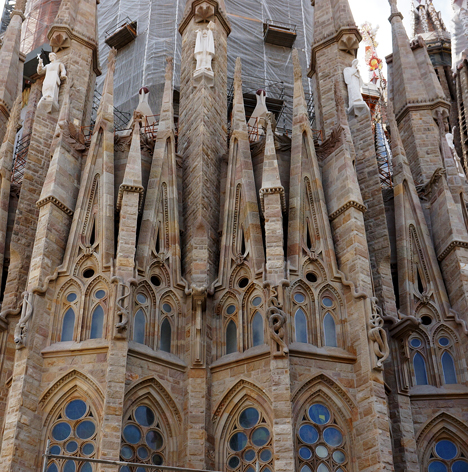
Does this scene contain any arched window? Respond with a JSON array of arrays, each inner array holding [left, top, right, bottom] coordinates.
[[46, 399, 98, 472], [441, 352, 457, 385], [226, 406, 273, 472], [413, 352, 428, 386], [120, 404, 166, 470], [61, 308, 76, 342], [296, 402, 349, 472], [90, 305, 104, 339], [323, 313, 337, 348], [133, 309, 146, 345], [295, 309, 308, 344], [226, 320, 237, 354], [252, 312, 264, 347], [427, 439, 468, 472], [160, 318, 171, 353]]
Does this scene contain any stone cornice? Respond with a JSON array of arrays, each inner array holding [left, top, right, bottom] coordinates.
[[388, 12, 404, 22], [36, 195, 74, 216], [437, 240, 468, 262], [116, 184, 145, 212], [395, 97, 450, 123], [178, 0, 231, 36], [329, 200, 366, 221], [259, 186, 287, 213], [10, 10, 25, 21], [308, 26, 362, 77]]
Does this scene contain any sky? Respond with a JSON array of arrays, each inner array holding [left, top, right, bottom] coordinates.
[[348, 0, 453, 79]]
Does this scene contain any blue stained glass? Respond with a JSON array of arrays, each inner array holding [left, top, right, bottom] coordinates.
[[442, 352, 458, 384], [138, 447, 149, 459], [428, 462, 448, 472], [133, 310, 146, 345], [263, 469, 272, 472], [47, 464, 59, 472], [252, 427, 270, 447], [64, 461, 76, 472], [439, 337, 450, 347], [436, 440, 458, 460], [252, 297, 262, 306], [308, 404, 331, 425], [316, 445, 328, 458], [66, 441, 78, 453], [323, 427, 343, 447], [453, 460, 468, 472], [299, 447, 312, 460], [244, 449, 256, 461], [239, 407, 259, 429], [246, 467, 255, 472], [95, 290, 106, 300], [323, 313, 337, 347], [160, 318, 172, 353], [136, 468, 146, 472], [299, 424, 319, 444], [49, 445, 61, 455], [226, 320, 237, 355], [65, 400, 87, 420], [152, 454, 163, 465], [300, 466, 312, 472], [294, 293, 305, 303], [227, 305, 237, 314], [67, 293, 77, 303], [333, 450, 346, 464], [413, 353, 428, 386], [82, 443, 94, 455], [323, 297, 333, 307], [61, 308, 75, 342], [252, 312, 264, 346], [123, 424, 141, 444], [260, 449, 272, 462], [295, 309, 308, 343], [410, 338, 422, 348], [229, 432, 247, 452], [136, 294, 147, 304], [120, 468, 131, 472], [76, 421, 95, 440], [80, 464, 92, 472], [146, 430, 163, 450], [162, 303, 172, 313], [120, 445, 133, 459], [90, 305, 104, 339], [135, 406, 155, 426], [52, 422, 71, 441], [317, 464, 330, 472], [228, 456, 240, 469]]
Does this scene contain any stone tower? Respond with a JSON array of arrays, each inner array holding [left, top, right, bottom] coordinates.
[[0, 0, 467, 471]]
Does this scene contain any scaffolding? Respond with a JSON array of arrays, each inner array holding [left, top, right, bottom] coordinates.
[[0, 0, 15, 35], [11, 132, 31, 184]]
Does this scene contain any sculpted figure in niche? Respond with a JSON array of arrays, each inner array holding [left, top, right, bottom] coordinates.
[[194, 21, 215, 73], [343, 59, 369, 116], [37, 52, 67, 112], [446, 127, 466, 177]]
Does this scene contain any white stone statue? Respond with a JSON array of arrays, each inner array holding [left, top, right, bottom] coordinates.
[[446, 128, 466, 177], [343, 59, 369, 116], [195, 21, 215, 72], [248, 89, 268, 130], [451, 5, 468, 70], [37, 52, 67, 113]]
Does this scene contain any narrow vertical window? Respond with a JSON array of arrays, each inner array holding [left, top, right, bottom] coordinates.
[[252, 312, 264, 347], [295, 308, 308, 343], [160, 318, 171, 353], [90, 305, 104, 339], [441, 352, 457, 384], [226, 320, 237, 354], [61, 308, 75, 342], [133, 309, 146, 345], [323, 313, 337, 347], [413, 352, 428, 385]]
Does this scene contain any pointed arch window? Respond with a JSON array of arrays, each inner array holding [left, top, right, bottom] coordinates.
[[226, 320, 238, 354], [426, 439, 468, 472], [120, 404, 167, 469], [296, 402, 349, 472], [320, 294, 341, 348], [90, 305, 104, 339], [46, 399, 98, 472], [226, 406, 273, 471], [323, 313, 337, 348], [413, 352, 429, 386], [295, 309, 308, 344], [160, 318, 172, 353], [441, 352, 457, 385], [252, 312, 264, 347], [133, 310, 146, 345], [436, 335, 458, 385], [61, 308, 76, 342], [57, 290, 79, 343]]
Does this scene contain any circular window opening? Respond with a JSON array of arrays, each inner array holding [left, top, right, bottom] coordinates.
[[95, 290, 106, 300], [162, 303, 172, 313], [226, 305, 237, 315], [67, 293, 77, 303], [322, 297, 334, 308], [136, 294, 147, 304], [238, 277, 249, 289], [439, 337, 450, 347], [421, 315, 432, 326], [410, 338, 422, 348], [252, 297, 262, 306], [306, 272, 318, 283], [151, 275, 161, 287], [83, 268, 95, 279]]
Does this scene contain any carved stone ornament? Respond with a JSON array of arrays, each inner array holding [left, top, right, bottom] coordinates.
[[49, 31, 71, 52], [14, 292, 34, 350], [195, 4, 215, 23], [338, 34, 360, 55], [111, 277, 131, 338], [266, 287, 289, 357], [368, 298, 390, 370]]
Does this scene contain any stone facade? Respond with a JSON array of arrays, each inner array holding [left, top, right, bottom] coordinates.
[[0, 0, 466, 471]]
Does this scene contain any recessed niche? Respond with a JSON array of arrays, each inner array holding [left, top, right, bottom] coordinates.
[[151, 276, 161, 287], [83, 268, 95, 279], [421, 315, 432, 326], [238, 277, 249, 289], [306, 272, 318, 283]]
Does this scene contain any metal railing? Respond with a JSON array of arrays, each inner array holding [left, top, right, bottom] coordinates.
[[12, 132, 31, 184], [42, 441, 221, 472]]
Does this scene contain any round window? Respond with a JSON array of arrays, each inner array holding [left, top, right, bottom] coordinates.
[[322, 297, 333, 307], [66, 293, 77, 303]]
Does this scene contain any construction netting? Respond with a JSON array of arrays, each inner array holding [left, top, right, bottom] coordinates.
[[96, 0, 315, 130]]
